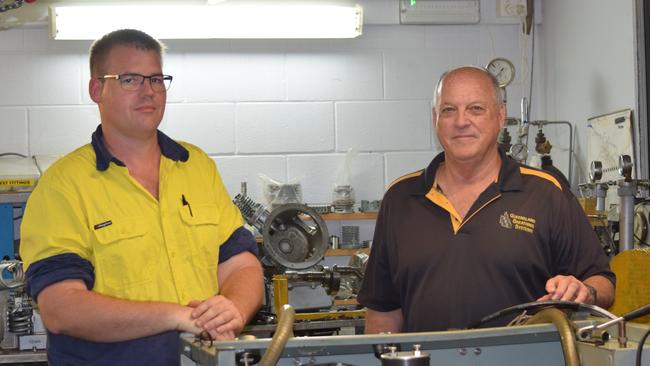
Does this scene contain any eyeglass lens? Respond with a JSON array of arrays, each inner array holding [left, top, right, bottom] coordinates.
[[119, 74, 172, 91]]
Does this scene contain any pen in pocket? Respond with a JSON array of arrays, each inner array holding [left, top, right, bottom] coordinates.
[[181, 194, 193, 217]]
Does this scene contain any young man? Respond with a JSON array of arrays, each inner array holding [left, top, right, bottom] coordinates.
[[20, 29, 263, 365]]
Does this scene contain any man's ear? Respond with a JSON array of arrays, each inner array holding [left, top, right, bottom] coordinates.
[[432, 108, 438, 127], [498, 103, 506, 129], [89, 78, 102, 103]]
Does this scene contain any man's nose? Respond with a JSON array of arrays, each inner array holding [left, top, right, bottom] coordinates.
[[139, 78, 156, 94], [454, 110, 471, 127]]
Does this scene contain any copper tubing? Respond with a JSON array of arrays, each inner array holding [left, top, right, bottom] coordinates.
[[525, 308, 580, 366], [259, 304, 295, 366]]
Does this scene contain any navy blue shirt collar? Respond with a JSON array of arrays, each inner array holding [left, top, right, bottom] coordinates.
[[416, 146, 523, 195], [91, 124, 189, 171]]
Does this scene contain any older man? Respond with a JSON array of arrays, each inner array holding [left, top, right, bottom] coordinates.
[[358, 66, 615, 333]]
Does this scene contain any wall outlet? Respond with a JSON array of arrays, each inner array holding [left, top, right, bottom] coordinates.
[[497, 0, 527, 17]]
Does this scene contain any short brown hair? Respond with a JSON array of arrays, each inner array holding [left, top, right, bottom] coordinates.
[[89, 29, 165, 77]]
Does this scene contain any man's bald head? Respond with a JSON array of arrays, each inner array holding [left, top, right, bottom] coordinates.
[[433, 66, 504, 111]]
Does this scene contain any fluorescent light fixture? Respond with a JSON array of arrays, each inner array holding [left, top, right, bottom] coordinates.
[[50, 2, 363, 40]]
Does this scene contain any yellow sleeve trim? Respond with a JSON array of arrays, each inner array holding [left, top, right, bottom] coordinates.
[[387, 170, 423, 191], [519, 167, 562, 191]]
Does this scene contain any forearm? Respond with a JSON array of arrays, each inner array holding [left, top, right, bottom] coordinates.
[[218, 260, 264, 324], [38, 280, 197, 342], [584, 275, 615, 309], [365, 308, 403, 334]]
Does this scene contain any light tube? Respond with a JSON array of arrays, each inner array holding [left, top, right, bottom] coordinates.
[[50, 2, 363, 40]]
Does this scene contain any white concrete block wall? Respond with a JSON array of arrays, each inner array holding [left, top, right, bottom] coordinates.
[[28, 106, 99, 155], [0, 23, 534, 206], [160, 103, 236, 154], [0, 108, 28, 156], [236, 102, 335, 153], [336, 101, 432, 152], [287, 52, 383, 101]]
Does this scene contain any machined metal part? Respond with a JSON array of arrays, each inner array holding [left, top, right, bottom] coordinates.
[[595, 183, 608, 212], [380, 343, 430, 366], [359, 200, 381, 213], [618, 179, 637, 252], [263, 204, 329, 270], [284, 267, 341, 295], [7, 290, 32, 336], [332, 185, 355, 213], [577, 303, 650, 348], [233, 194, 270, 233], [183, 320, 650, 366]]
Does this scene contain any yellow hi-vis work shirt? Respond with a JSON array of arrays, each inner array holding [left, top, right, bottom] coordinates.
[[20, 138, 244, 304]]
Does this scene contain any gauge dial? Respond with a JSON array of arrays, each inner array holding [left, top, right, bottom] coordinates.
[[618, 154, 633, 179], [589, 161, 603, 182], [486, 58, 515, 88], [509, 143, 528, 163]]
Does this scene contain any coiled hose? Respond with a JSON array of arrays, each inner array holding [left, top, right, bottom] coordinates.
[[259, 304, 295, 366], [0, 261, 25, 289], [525, 308, 580, 366]]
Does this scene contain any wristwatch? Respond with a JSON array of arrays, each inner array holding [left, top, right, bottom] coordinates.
[[585, 284, 598, 305]]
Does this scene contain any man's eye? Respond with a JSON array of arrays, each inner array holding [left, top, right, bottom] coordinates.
[[121, 75, 136, 84], [441, 107, 455, 113], [469, 106, 485, 113], [151, 77, 163, 84]]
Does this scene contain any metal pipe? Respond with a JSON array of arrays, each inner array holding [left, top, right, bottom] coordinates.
[[618, 179, 637, 251], [595, 183, 608, 211], [525, 308, 580, 366], [577, 304, 650, 347], [259, 304, 295, 366]]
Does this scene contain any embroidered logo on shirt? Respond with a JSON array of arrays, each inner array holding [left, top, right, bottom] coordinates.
[[499, 212, 513, 229], [94, 220, 113, 230], [500, 212, 536, 234]]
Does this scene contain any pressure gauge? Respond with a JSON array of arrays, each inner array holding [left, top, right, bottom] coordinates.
[[486, 58, 515, 88], [509, 143, 528, 163], [618, 154, 633, 179], [589, 161, 603, 183]]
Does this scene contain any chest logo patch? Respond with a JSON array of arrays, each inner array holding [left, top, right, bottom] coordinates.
[[499, 212, 513, 229], [500, 211, 536, 234]]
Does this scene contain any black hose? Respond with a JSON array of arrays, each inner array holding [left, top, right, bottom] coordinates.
[[467, 300, 616, 329], [636, 327, 650, 366]]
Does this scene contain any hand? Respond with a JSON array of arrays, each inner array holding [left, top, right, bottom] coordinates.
[[188, 296, 244, 340], [537, 275, 593, 304], [174, 306, 204, 335]]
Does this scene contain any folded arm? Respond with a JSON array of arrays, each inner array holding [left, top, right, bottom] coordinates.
[[37, 279, 202, 342], [190, 251, 264, 339]]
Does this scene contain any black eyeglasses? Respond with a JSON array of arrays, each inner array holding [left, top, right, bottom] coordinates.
[[98, 73, 173, 92]]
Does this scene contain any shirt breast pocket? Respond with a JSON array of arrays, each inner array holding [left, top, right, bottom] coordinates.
[[93, 217, 154, 293], [179, 204, 221, 271]]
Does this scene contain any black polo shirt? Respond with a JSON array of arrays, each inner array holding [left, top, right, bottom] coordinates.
[[358, 149, 615, 332]]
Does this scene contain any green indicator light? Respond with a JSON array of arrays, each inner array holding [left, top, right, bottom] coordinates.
[[411, 0, 417, 5]]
